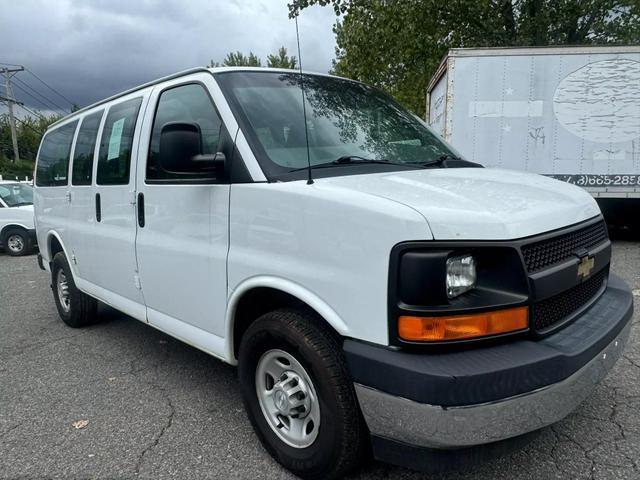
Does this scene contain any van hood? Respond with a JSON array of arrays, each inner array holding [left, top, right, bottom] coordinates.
[[318, 168, 600, 240]]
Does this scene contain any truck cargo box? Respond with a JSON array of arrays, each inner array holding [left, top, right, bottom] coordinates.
[[427, 46, 640, 201]]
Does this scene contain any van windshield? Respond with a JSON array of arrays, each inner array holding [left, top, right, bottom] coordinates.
[[0, 183, 33, 207], [216, 71, 460, 180]]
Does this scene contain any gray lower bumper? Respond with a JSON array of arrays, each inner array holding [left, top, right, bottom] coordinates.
[[355, 321, 630, 448]]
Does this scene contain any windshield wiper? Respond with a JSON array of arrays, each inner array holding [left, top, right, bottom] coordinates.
[[289, 156, 423, 172], [10, 202, 33, 207], [421, 154, 462, 167]]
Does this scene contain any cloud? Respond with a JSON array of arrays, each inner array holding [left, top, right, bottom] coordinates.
[[0, 0, 337, 113]]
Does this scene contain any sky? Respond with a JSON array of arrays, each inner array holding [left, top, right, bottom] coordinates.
[[0, 0, 338, 117]]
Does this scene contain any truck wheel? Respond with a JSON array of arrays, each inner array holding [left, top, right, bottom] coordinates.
[[238, 308, 367, 480], [51, 252, 98, 328], [3, 228, 32, 256]]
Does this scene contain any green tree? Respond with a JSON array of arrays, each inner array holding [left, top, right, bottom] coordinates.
[[267, 47, 298, 69], [289, 0, 640, 115], [0, 112, 62, 178], [222, 51, 262, 67]]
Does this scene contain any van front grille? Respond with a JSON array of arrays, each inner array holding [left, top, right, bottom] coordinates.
[[521, 220, 608, 273], [530, 268, 608, 332]]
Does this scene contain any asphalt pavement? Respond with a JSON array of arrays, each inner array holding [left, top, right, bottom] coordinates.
[[1, 241, 638, 480]]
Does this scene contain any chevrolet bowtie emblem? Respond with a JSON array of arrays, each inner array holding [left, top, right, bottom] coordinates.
[[577, 255, 595, 279]]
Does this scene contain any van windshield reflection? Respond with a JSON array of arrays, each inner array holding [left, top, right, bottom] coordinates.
[[216, 71, 459, 178]]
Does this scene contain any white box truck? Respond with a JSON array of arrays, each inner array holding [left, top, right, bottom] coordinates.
[[426, 46, 640, 226]]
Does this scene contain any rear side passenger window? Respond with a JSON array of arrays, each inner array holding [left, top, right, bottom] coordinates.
[[72, 110, 104, 186], [147, 83, 223, 181], [97, 98, 143, 185], [36, 121, 78, 187]]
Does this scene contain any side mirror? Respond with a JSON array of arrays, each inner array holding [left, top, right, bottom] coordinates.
[[158, 122, 226, 176], [191, 152, 227, 174]]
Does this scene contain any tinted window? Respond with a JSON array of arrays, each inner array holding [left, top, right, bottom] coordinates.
[[97, 98, 142, 185], [147, 84, 222, 181], [72, 110, 104, 186], [36, 121, 78, 186]]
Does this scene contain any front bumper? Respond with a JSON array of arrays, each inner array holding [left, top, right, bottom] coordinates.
[[346, 273, 633, 451]]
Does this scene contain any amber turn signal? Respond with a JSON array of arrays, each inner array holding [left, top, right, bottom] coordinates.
[[398, 307, 528, 342]]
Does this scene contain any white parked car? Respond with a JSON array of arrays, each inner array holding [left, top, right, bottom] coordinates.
[[0, 181, 36, 256], [34, 68, 633, 479]]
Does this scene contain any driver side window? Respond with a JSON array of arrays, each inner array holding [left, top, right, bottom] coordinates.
[[147, 83, 223, 181]]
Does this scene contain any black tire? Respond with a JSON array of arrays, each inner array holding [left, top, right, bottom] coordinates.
[[238, 308, 368, 480], [51, 252, 98, 328], [3, 228, 32, 257]]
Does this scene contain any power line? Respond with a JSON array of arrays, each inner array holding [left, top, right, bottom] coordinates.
[[25, 68, 75, 107], [1, 106, 46, 136], [15, 116, 45, 135], [12, 76, 69, 113], [1, 105, 46, 135], [10, 78, 68, 114], [16, 103, 49, 121], [0, 62, 24, 68], [1, 112, 45, 137]]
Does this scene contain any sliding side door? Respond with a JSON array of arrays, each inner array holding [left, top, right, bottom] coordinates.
[[79, 93, 149, 319]]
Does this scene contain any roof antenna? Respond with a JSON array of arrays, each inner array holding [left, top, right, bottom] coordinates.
[[294, 14, 313, 185]]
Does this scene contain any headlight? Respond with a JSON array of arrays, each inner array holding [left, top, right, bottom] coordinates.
[[446, 254, 476, 298]]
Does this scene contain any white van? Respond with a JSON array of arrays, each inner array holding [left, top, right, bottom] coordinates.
[[34, 67, 633, 479], [0, 181, 36, 256]]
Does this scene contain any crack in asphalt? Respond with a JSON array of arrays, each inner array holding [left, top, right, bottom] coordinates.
[[134, 392, 176, 477], [550, 424, 596, 479], [0, 422, 24, 439], [132, 349, 176, 477], [622, 355, 640, 370]]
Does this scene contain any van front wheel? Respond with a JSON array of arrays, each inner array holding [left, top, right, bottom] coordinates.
[[238, 309, 367, 480], [51, 252, 98, 328]]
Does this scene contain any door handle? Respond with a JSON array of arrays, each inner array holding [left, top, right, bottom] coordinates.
[[95, 193, 101, 222], [65, 191, 72, 203], [137, 192, 145, 228]]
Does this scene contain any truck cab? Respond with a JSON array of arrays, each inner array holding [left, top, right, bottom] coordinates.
[[33, 67, 634, 479], [0, 181, 36, 256]]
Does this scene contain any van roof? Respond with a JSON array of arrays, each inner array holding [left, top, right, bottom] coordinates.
[[47, 66, 343, 130]]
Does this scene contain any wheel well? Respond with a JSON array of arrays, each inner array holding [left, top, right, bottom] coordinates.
[[49, 235, 63, 260], [232, 287, 334, 359], [0, 224, 27, 241]]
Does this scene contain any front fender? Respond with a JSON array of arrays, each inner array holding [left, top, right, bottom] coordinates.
[[225, 275, 350, 362]]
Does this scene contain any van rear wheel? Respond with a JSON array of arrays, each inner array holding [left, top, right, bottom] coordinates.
[[51, 252, 98, 328], [238, 308, 368, 480]]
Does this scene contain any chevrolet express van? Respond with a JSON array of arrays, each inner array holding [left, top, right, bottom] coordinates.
[[0, 181, 36, 256], [34, 67, 633, 479]]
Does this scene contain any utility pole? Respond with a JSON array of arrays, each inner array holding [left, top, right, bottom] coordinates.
[[0, 66, 25, 163]]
